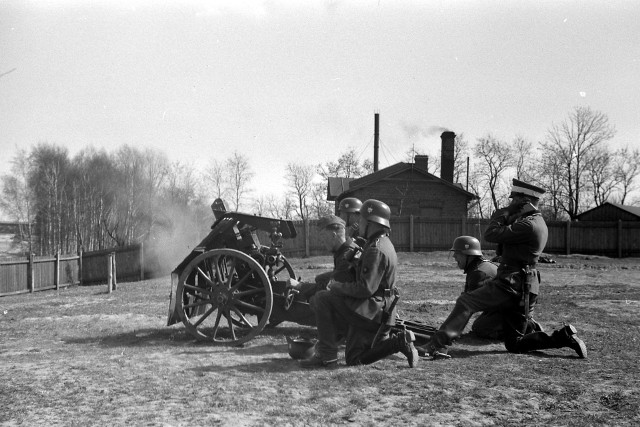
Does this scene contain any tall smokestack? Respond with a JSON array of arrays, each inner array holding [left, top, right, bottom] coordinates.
[[441, 131, 455, 183], [374, 112, 379, 172]]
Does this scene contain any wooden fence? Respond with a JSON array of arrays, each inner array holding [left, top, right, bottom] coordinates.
[[0, 244, 147, 297], [2, 217, 638, 296], [262, 217, 640, 259]]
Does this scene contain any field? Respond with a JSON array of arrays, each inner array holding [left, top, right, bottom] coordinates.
[[1, 251, 639, 426]]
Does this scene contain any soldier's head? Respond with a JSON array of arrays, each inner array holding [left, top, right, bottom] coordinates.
[[317, 215, 347, 252], [509, 179, 545, 208], [338, 197, 362, 227], [359, 199, 391, 238], [450, 236, 483, 270]]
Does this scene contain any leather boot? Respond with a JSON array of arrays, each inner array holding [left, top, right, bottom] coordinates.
[[359, 330, 419, 367], [551, 324, 587, 358]]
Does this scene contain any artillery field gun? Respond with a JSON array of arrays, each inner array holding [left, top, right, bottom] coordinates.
[[167, 199, 436, 346]]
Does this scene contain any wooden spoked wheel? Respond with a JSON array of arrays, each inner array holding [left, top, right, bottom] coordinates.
[[176, 248, 273, 345]]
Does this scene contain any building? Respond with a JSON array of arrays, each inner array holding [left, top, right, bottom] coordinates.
[[327, 131, 477, 218], [576, 202, 640, 222]]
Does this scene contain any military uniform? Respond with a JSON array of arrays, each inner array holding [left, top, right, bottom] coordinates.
[[425, 179, 587, 359], [312, 231, 398, 365], [304, 199, 417, 368], [462, 257, 503, 339], [299, 239, 359, 301]]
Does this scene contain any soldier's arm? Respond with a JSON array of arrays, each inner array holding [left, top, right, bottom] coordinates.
[[484, 208, 534, 244], [329, 247, 383, 298]]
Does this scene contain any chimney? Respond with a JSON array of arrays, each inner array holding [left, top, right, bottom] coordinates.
[[440, 131, 455, 183], [373, 112, 379, 172], [414, 155, 429, 171]]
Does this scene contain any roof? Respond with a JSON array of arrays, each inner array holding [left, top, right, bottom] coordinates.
[[327, 177, 355, 201], [577, 202, 640, 221], [333, 162, 477, 201]]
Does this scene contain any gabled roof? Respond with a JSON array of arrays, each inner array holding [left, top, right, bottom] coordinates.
[[327, 177, 355, 201], [578, 202, 640, 220], [333, 162, 477, 201]]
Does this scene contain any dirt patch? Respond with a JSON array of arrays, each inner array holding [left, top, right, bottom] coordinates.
[[1, 252, 639, 426]]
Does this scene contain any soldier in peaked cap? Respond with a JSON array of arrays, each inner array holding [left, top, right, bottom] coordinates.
[[300, 199, 419, 369], [421, 179, 588, 360]]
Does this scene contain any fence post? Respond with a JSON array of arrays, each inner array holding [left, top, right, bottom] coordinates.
[[139, 242, 145, 281], [107, 253, 113, 294], [618, 220, 623, 258], [409, 215, 414, 252], [28, 253, 34, 293], [78, 248, 83, 286], [304, 218, 310, 258], [112, 252, 117, 290], [565, 221, 571, 255], [54, 250, 60, 291]]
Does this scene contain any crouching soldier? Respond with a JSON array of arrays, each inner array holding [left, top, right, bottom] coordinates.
[[299, 199, 418, 369]]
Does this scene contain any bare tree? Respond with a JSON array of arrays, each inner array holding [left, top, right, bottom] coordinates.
[[586, 147, 617, 206], [204, 158, 229, 203], [226, 151, 254, 211], [317, 147, 372, 180], [511, 135, 537, 182], [473, 134, 513, 211], [309, 182, 333, 219], [0, 148, 36, 253], [537, 148, 567, 220], [541, 106, 616, 219], [286, 163, 315, 220], [613, 147, 640, 204]]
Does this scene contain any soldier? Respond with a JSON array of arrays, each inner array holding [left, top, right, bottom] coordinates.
[[299, 199, 418, 369], [444, 236, 543, 341], [287, 215, 359, 301], [338, 197, 362, 242], [422, 179, 587, 360]]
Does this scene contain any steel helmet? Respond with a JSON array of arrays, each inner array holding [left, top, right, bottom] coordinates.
[[361, 199, 391, 228], [339, 197, 362, 214], [450, 236, 483, 256], [286, 336, 316, 360]]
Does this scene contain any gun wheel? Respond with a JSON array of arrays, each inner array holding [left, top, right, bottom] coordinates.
[[177, 248, 273, 345]]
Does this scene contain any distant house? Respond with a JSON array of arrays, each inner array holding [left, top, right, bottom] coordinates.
[[576, 202, 640, 222], [327, 132, 477, 218]]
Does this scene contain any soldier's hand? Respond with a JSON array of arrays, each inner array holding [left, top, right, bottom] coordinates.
[[286, 278, 301, 290]]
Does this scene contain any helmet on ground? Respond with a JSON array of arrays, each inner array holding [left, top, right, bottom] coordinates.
[[339, 197, 362, 214], [360, 199, 391, 228], [286, 336, 316, 360], [450, 236, 482, 256]]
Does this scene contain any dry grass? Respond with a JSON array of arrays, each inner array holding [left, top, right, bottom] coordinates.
[[1, 251, 639, 426]]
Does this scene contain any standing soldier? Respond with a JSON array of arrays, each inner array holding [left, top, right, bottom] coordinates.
[[422, 179, 587, 360], [300, 199, 418, 368]]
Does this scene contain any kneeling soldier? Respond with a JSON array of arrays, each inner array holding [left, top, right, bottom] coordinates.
[[300, 199, 418, 368]]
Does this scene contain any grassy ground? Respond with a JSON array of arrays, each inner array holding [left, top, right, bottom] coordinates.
[[0, 251, 639, 426]]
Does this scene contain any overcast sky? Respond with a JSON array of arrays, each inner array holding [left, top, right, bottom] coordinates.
[[1, 0, 639, 209]]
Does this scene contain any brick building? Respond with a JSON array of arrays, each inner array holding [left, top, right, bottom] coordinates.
[[327, 132, 477, 218]]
